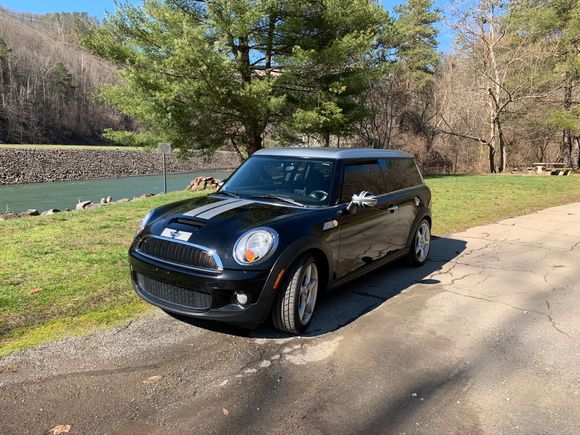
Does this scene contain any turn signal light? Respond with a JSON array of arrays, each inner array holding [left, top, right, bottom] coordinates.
[[245, 250, 256, 262]]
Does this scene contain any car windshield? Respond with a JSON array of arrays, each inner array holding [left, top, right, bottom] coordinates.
[[220, 156, 335, 207]]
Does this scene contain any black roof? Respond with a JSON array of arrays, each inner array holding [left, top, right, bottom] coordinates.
[[253, 147, 413, 160]]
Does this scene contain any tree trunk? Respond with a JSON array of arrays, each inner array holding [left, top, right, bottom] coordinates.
[[245, 133, 263, 156], [488, 116, 497, 173], [488, 144, 497, 173], [573, 136, 580, 169], [560, 84, 573, 166], [324, 132, 330, 147], [496, 116, 507, 172]]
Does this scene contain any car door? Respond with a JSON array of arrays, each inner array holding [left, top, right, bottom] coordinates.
[[381, 158, 424, 248], [336, 160, 400, 278]]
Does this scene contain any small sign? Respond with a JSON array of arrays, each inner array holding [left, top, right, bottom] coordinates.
[[158, 142, 172, 155]]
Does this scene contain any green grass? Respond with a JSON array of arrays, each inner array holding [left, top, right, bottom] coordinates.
[[0, 144, 144, 151], [1, 174, 580, 355], [428, 174, 580, 234]]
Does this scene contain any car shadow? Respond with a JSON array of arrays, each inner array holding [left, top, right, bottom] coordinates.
[[168, 236, 467, 339]]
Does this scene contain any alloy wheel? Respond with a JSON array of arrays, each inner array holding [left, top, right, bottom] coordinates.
[[415, 222, 431, 262], [297, 262, 318, 325]]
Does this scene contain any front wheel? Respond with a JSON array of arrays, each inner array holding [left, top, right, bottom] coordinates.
[[272, 255, 319, 334], [408, 219, 431, 266]]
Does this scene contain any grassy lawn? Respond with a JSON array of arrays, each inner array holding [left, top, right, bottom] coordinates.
[[1, 174, 580, 355]]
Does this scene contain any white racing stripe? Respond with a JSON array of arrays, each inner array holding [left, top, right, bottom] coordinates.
[[182, 198, 238, 217], [196, 200, 254, 220], [182, 198, 255, 220]]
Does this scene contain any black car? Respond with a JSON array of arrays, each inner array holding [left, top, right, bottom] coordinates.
[[129, 148, 431, 333]]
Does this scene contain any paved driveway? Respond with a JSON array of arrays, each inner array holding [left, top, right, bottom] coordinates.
[[1, 203, 579, 434]]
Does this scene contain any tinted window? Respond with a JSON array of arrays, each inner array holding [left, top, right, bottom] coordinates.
[[221, 156, 335, 206], [383, 158, 423, 191], [340, 162, 386, 203]]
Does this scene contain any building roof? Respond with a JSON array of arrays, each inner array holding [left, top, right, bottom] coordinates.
[[253, 147, 413, 160]]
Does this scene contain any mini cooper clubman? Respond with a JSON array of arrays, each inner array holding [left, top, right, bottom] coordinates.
[[129, 148, 432, 333]]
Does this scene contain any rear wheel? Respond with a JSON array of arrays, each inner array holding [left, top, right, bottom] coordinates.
[[408, 219, 431, 266], [272, 255, 319, 334]]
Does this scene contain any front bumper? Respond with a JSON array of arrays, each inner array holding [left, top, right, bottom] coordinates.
[[129, 250, 277, 327]]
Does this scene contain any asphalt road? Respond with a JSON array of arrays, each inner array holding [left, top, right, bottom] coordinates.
[[1, 203, 579, 434]]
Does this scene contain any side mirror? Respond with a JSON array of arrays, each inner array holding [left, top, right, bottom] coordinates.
[[347, 191, 377, 213]]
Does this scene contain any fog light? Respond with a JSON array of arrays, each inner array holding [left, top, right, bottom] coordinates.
[[235, 292, 249, 305]]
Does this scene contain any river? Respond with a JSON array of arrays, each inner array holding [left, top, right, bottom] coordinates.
[[0, 170, 233, 214]]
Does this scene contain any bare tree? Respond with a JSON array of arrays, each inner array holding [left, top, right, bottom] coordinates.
[[437, 0, 556, 172], [0, 8, 133, 145]]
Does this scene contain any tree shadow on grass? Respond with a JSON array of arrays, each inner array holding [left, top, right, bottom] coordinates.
[[168, 236, 467, 339]]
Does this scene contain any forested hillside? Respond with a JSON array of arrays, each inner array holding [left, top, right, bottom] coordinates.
[[0, 8, 134, 144]]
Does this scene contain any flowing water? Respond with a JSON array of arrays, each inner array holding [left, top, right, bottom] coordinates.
[[0, 170, 233, 213]]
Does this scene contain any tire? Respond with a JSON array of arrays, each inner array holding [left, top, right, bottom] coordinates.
[[407, 219, 431, 267], [272, 255, 320, 334]]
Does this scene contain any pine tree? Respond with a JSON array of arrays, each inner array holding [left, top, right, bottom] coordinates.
[[84, 0, 388, 157], [394, 0, 440, 91], [515, 0, 580, 167]]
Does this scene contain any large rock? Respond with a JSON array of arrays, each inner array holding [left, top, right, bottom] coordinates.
[[139, 193, 155, 199], [76, 200, 92, 210], [116, 198, 130, 204], [0, 212, 19, 221], [19, 209, 40, 217], [186, 176, 221, 192], [41, 209, 61, 216]]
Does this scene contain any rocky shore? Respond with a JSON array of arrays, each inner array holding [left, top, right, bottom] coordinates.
[[0, 148, 239, 185], [0, 176, 222, 221]]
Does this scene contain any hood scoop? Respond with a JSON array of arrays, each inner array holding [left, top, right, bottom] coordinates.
[[171, 217, 207, 229]]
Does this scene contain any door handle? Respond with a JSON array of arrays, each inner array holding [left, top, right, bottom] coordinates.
[[387, 205, 398, 213]]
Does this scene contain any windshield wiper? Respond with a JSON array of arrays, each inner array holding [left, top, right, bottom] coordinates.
[[217, 190, 239, 198], [251, 194, 305, 207]]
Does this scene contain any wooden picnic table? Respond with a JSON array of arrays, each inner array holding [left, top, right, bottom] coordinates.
[[530, 163, 572, 176]]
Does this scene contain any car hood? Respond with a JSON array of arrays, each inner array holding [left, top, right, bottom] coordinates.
[[146, 194, 314, 248]]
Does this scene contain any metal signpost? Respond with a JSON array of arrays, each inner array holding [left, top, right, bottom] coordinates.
[[158, 142, 172, 194]]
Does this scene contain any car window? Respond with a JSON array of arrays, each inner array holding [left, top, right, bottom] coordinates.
[[221, 156, 335, 206], [340, 162, 386, 203], [383, 158, 423, 191]]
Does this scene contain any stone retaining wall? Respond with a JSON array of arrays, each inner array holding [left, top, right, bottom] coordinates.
[[0, 148, 239, 185]]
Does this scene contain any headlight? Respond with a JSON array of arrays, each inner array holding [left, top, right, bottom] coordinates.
[[233, 228, 279, 265], [137, 210, 154, 234]]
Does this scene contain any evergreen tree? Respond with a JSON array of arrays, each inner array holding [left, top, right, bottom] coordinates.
[[394, 0, 440, 91], [515, 0, 580, 167], [84, 0, 387, 157]]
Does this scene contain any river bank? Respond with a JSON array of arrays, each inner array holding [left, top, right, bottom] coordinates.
[[0, 148, 239, 185], [0, 170, 232, 214]]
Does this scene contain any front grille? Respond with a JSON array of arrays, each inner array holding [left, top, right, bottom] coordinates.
[[137, 236, 218, 270], [136, 273, 212, 309]]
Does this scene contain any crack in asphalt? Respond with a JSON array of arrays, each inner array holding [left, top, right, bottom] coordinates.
[[458, 235, 574, 253], [496, 222, 579, 238], [425, 234, 575, 341], [429, 258, 537, 274], [544, 299, 572, 339], [442, 288, 572, 339]]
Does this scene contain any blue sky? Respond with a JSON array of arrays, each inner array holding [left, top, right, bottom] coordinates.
[[0, 0, 453, 50]]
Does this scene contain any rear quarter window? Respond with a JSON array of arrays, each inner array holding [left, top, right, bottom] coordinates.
[[383, 158, 423, 191]]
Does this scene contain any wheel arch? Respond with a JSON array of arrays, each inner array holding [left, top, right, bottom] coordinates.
[[270, 236, 334, 294], [405, 207, 432, 250]]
